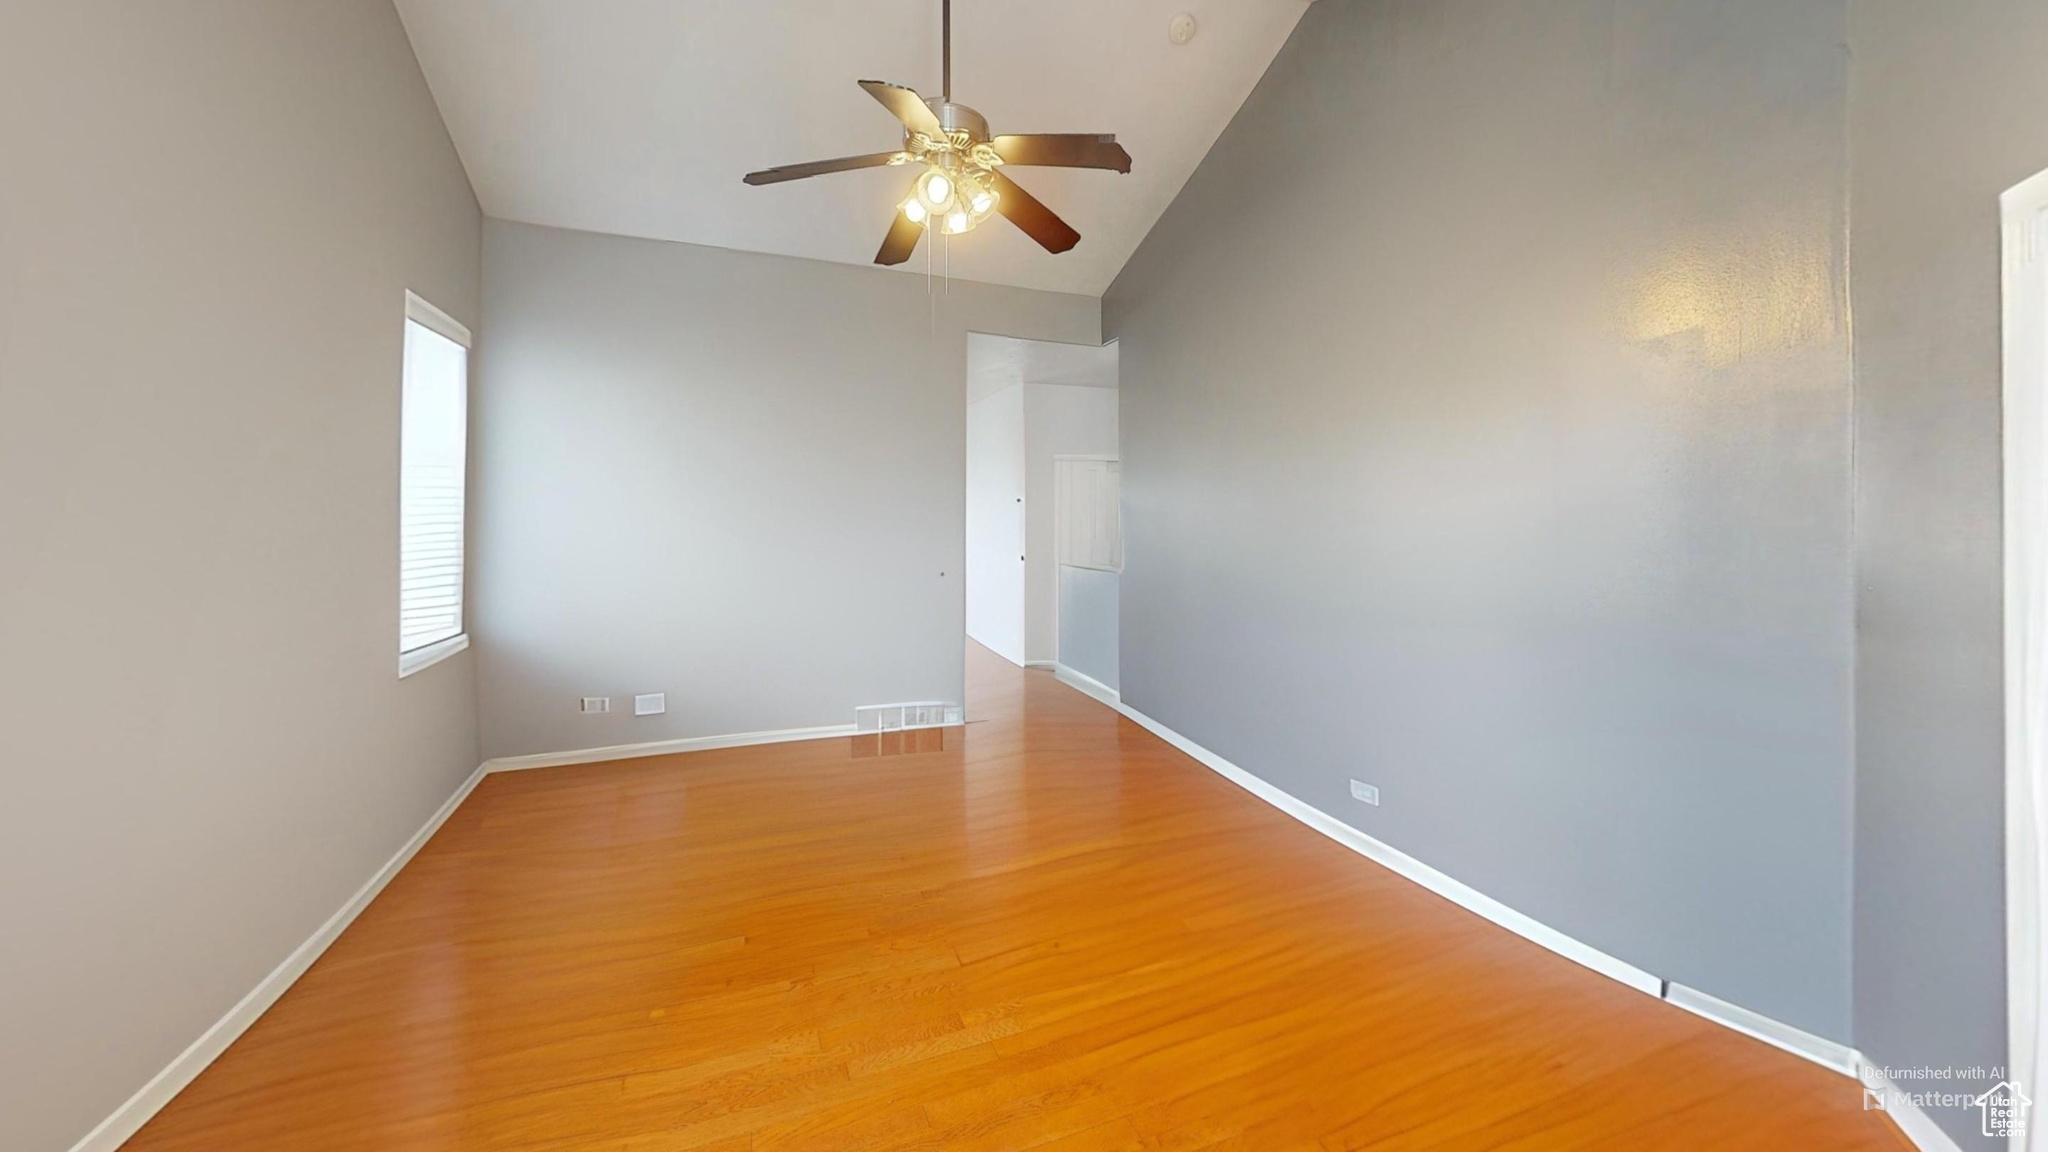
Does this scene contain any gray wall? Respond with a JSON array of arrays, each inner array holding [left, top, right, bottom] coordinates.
[[1104, 0, 1856, 1040], [0, 3, 483, 1149], [1849, 0, 2042, 1144], [1059, 567, 1121, 692], [474, 221, 1097, 759]]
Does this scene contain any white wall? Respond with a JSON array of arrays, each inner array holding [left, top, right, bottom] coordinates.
[[1023, 383, 1120, 662], [474, 221, 1098, 758], [966, 385, 1027, 665], [0, 3, 483, 1148]]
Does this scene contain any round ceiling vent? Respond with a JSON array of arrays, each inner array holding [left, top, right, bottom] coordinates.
[[1168, 12, 1197, 45]]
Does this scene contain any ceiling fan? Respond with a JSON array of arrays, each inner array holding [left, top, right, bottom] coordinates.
[[742, 0, 1131, 266]]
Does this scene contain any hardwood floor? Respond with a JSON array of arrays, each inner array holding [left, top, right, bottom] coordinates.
[[123, 643, 1909, 1151]]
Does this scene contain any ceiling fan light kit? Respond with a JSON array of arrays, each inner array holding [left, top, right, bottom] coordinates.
[[742, 0, 1131, 265]]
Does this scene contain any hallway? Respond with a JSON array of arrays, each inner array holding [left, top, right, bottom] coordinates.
[[123, 644, 1907, 1151]]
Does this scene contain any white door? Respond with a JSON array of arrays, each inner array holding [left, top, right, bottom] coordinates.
[[966, 385, 1026, 665], [2003, 163, 2048, 1152]]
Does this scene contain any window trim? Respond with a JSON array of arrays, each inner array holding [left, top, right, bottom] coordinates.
[[399, 632, 470, 679], [406, 289, 471, 347], [398, 290, 472, 679]]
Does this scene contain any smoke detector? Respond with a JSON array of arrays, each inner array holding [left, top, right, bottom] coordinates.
[[1168, 12, 1197, 45]]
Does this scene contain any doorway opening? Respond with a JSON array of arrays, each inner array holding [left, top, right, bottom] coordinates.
[[963, 333, 1119, 706]]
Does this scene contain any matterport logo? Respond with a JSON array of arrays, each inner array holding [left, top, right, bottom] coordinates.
[[1859, 1064, 2029, 1140]]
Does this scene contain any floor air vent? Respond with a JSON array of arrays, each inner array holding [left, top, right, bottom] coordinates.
[[855, 701, 964, 732]]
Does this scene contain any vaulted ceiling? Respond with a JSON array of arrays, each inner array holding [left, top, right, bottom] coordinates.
[[393, 1, 1308, 296]]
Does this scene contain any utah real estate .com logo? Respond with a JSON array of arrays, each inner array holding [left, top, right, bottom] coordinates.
[[1861, 1066, 2030, 1140]]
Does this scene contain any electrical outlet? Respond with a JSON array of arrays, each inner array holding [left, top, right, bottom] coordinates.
[[634, 693, 666, 716], [580, 696, 611, 714], [1350, 779, 1380, 806]]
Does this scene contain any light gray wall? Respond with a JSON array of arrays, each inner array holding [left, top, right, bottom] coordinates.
[[1104, 0, 1856, 1039], [1024, 383, 1120, 663], [0, 3, 482, 1149], [474, 221, 1097, 759], [1848, 0, 2041, 1144], [1059, 567, 1121, 692]]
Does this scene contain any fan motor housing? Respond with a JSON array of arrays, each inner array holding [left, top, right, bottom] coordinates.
[[923, 99, 989, 145]]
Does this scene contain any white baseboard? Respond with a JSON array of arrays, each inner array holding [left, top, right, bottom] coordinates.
[[482, 724, 858, 773], [1051, 662, 1120, 707], [1665, 982, 1858, 1077], [66, 761, 490, 1152], [1858, 1063, 1970, 1152], [1023, 660, 1058, 669]]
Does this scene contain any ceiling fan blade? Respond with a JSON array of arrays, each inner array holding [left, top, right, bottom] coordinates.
[[988, 170, 1080, 254], [859, 80, 944, 139], [743, 151, 902, 186], [989, 134, 1132, 174], [875, 212, 925, 266]]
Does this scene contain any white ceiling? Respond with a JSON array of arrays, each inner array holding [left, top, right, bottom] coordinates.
[[967, 333, 1119, 403], [393, 1, 1308, 296]]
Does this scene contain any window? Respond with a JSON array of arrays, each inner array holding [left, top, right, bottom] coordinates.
[[398, 291, 470, 677], [1055, 456, 1122, 572]]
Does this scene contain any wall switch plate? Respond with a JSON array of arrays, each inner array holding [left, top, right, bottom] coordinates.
[[580, 697, 611, 714], [1350, 779, 1381, 806], [634, 693, 666, 716]]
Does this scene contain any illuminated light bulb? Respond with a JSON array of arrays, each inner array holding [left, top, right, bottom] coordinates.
[[902, 198, 927, 224], [944, 210, 970, 235], [917, 169, 954, 211], [970, 189, 994, 216]]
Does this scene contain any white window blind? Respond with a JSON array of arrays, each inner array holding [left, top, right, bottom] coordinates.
[[399, 292, 470, 674], [1055, 457, 1122, 572]]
